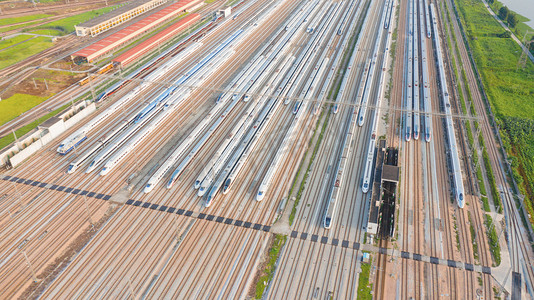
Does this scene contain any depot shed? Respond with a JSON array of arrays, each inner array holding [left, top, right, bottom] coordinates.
[[71, 0, 202, 63], [113, 13, 200, 67], [75, 0, 168, 37]]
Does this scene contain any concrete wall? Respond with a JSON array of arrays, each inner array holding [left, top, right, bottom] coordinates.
[[0, 102, 96, 168]]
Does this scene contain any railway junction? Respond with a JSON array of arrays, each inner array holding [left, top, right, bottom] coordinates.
[[0, 0, 533, 299]]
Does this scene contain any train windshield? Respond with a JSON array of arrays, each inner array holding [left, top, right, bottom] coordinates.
[[325, 217, 331, 228], [459, 193, 464, 201]]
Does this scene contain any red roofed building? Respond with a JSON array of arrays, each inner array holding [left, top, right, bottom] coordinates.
[[113, 13, 200, 67], [71, 0, 202, 63]]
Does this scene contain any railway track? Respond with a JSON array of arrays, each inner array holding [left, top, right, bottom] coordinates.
[[0, 0, 290, 296], [0, 0, 125, 17], [440, 0, 495, 297], [268, 0, 394, 298]]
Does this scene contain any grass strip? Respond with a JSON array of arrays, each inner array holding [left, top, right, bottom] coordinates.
[[254, 234, 287, 299], [288, 109, 330, 225], [357, 254, 373, 300], [467, 211, 480, 262], [0, 14, 52, 27], [0, 34, 34, 51], [484, 214, 502, 266], [0, 36, 53, 69]]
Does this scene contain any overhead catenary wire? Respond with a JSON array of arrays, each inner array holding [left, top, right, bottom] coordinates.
[[82, 72, 482, 122]]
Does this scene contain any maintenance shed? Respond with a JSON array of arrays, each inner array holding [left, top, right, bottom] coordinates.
[[71, 0, 202, 63]]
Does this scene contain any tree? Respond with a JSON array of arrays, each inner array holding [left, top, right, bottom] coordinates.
[[498, 6, 509, 21], [487, 0, 494, 4], [507, 13, 518, 28], [497, 31, 511, 38]]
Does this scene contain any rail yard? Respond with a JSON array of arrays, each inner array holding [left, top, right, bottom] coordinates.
[[0, 0, 533, 298]]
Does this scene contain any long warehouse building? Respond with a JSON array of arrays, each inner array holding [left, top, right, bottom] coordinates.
[[75, 0, 168, 37], [71, 0, 203, 63], [113, 13, 200, 67]]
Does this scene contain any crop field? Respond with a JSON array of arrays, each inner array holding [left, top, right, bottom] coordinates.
[[0, 102, 65, 150], [28, 5, 119, 35], [455, 0, 534, 220], [0, 34, 33, 51], [27, 28, 62, 35], [0, 20, 43, 33], [0, 93, 48, 126], [0, 36, 52, 69], [0, 14, 52, 27]]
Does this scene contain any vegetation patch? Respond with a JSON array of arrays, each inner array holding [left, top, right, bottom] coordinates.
[[0, 102, 67, 150], [254, 234, 287, 299], [481, 144, 503, 213], [27, 6, 118, 35], [467, 211, 480, 262], [0, 36, 53, 69], [0, 93, 49, 126], [484, 214, 502, 266], [0, 14, 52, 27], [0, 34, 34, 51], [500, 117, 534, 223], [0, 20, 43, 34], [357, 255, 373, 300], [488, 0, 534, 41], [28, 28, 63, 35], [481, 196, 491, 212], [453, 215, 461, 251], [455, 0, 534, 119]]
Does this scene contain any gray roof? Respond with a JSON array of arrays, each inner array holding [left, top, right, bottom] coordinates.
[[77, 0, 153, 28], [39, 116, 62, 129], [382, 165, 400, 183]]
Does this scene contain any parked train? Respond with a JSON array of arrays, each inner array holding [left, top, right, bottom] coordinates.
[[430, 3, 464, 208]]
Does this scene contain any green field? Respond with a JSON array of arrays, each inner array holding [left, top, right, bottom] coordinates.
[[0, 36, 53, 69], [27, 28, 63, 36], [28, 5, 119, 36], [0, 14, 51, 27], [0, 20, 43, 33], [455, 0, 534, 220], [0, 101, 65, 150], [357, 258, 373, 300], [0, 93, 49, 126], [456, 0, 534, 119], [0, 34, 34, 51]]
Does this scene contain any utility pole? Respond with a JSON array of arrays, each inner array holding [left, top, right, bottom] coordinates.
[[22, 251, 38, 282], [12, 129, 18, 143], [88, 76, 96, 102], [517, 30, 531, 71]]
